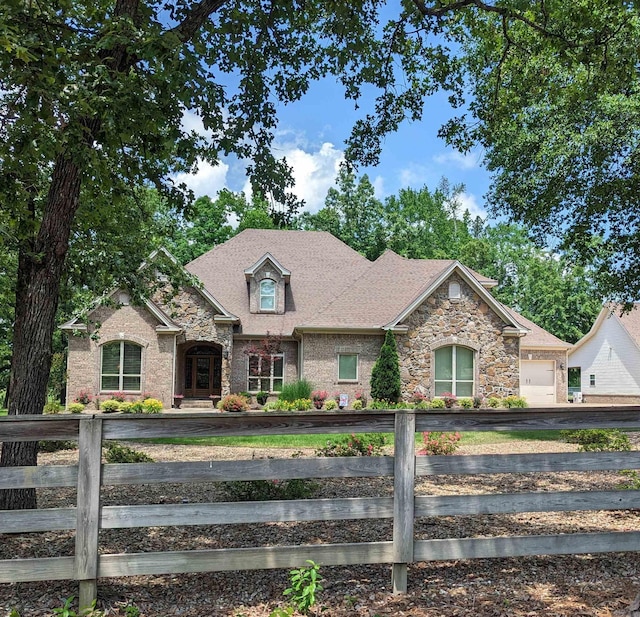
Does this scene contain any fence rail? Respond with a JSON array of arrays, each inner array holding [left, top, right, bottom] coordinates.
[[1, 407, 640, 609]]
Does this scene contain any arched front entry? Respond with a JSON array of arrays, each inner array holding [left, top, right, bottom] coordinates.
[[183, 344, 222, 398]]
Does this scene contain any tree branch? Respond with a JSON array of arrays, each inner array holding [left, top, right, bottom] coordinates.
[[168, 0, 228, 44]]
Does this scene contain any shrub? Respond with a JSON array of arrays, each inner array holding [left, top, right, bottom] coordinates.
[[256, 391, 269, 405], [74, 390, 93, 405], [370, 330, 402, 403], [217, 394, 249, 412], [291, 398, 312, 411], [473, 396, 483, 409], [352, 399, 363, 410], [67, 402, 85, 414], [503, 395, 528, 408], [222, 478, 318, 501], [284, 560, 323, 615], [263, 401, 279, 412], [418, 431, 462, 455], [354, 389, 368, 406], [38, 440, 77, 453], [324, 399, 338, 411], [100, 399, 121, 413], [487, 396, 501, 408], [562, 429, 631, 452], [429, 398, 445, 409], [311, 390, 328, 409], [279, 379, 314, 402], [118, 401, 134, 413], [441, 392, 457, 408], [238, 391, 252, 402], [459, 397, 473, 409], [315, 433, 387, 457], [104, 442, 154, 463], [142, 398, 163, 413], [44, 399, 63, 414], [415, 400, 432, 410], [130, 400, 145, 413], [110, 392, 127, 402]]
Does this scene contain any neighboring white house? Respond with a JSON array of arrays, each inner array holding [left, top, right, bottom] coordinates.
[[569, 303, 640, 404]]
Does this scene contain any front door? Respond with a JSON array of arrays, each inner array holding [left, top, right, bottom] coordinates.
[[184, 346, 222, 398]]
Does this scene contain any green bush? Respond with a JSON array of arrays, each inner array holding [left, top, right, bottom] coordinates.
[[118, 401, 134, 413], [256, 390, 269, 405], [291, 398, 313, 411], [222, 478, 318, 501], [487, 396, 501, 408], [38, 440, 77, 453], [142, 397, 163, 413], [315, 433, 387, 457], [415, 400, 432, 410], [278, 379, 314, 402], [429, 398, 445, 409], [418, 431, 462, 455], [67, 402, 85, 414], [458, 397, 473, 409], [324, 399, 338, 411], [43, 399, 63, 414], [370, 330, 402, 403], [503, 395, 528, 408], [562, 429, 631, 452], [100, 399, 121, 413], [352, 399, 363, 410], [104, 442, 154, 463], [263, 401, 279, 412]]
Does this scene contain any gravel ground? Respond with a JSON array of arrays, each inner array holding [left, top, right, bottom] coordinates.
[[2, 438, 640, 617]]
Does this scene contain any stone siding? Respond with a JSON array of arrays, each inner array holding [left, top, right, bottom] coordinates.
[[301, 333, 384, 401], [397, 275, 520, 400], [160, 287, 233, 397], [66, 304, 175, 409]]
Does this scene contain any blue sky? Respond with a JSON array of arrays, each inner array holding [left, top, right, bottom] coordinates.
[[177, 75, 491, 220]]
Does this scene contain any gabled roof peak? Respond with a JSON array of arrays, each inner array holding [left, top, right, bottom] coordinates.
[[244, 252, 291, 282]]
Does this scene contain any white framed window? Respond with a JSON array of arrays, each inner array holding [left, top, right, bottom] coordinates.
[[101, 341, 142, 392], [260, 279, 276, 311], [448, 281, 461, 299], [247, 353, 284, 392], [338, 353, 358, 382], [435, 345, 474, 397], [589, 374, 596, 387]]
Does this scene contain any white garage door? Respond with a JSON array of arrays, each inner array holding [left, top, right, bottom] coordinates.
[[521, 360, 555, 404]]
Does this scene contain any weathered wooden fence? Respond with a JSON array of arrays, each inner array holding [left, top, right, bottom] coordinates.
[[2, 407, 640, 609]]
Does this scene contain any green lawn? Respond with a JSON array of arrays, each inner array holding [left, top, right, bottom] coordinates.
[[143, 429, 565, 449], [0, 409, 6, 416]]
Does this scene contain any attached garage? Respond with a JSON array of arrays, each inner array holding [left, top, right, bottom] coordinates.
[[520, 360, 556, 404]]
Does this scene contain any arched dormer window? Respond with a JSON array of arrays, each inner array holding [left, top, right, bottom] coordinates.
[[101, 341, 142, 392], [260, 279, 276, 311]]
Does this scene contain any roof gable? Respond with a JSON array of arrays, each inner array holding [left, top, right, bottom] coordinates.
[[572, 303, 640, 355], [244, 252, 291, 283]]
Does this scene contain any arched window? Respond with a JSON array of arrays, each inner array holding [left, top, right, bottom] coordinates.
[[260, 279, 276, 311], [435, 346, 474, 397], [101, 341, 142, 392]]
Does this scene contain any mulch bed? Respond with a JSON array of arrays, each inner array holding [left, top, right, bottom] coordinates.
[[1, 440, 640, 616]]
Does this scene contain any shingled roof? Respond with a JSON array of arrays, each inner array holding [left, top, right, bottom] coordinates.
[[186, 229, 569, 348]]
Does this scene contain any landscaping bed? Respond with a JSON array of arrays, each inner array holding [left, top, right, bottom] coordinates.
[[1, 439, 639, 617]]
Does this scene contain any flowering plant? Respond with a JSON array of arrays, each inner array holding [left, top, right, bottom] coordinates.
[[354, 389, 368, 406], [173, 394, 184, 399], [418, 431, 461, 455], [74, 390, 93, 405], [311, 390, 328, 409], [440, 392, 457, 408]]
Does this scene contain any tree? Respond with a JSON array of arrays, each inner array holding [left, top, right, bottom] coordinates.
[[370, 330, 402, 403], [442, 1, 640, 304]]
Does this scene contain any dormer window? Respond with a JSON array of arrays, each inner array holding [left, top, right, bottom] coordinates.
[[449, 281, 461, 300], [260, 279, 276, 311]]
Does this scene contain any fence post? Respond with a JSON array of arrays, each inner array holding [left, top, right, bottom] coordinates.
[[392, 409, 415, 594], [75, 416, 103, 609]]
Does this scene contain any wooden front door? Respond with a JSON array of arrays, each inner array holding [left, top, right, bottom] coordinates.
[[184, 346, 222, 398]]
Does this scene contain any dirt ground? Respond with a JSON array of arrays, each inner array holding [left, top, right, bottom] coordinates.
[[2, 439, 640, 617]]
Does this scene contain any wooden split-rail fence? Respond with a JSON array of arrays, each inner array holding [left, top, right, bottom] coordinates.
[[2, 407, 640, 609]]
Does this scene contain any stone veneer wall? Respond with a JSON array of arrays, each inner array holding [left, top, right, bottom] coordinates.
[[66, 304, 175, 408], [396, 275, 520, 400], [230, 339, 299, 394], [520, 348, 568, 404], [159, 287, 233, 397], [301, 333, 384, 401]]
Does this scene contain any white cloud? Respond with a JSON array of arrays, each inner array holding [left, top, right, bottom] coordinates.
[[432, 149, 483, 170], [173, 159, 229, 198], [371, 175, 385, 199], [455, 192, 487, 219], [276, 140, 345, 213]]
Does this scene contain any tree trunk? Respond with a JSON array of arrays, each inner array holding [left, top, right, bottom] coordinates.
[[0, 154, 82, 510]]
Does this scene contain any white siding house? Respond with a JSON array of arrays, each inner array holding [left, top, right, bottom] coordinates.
[[569, 304, 640, 403]]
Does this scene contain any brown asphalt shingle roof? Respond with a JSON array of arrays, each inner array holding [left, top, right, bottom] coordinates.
[[617, 303, 640, 348], [186, 229, 568, 348]]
